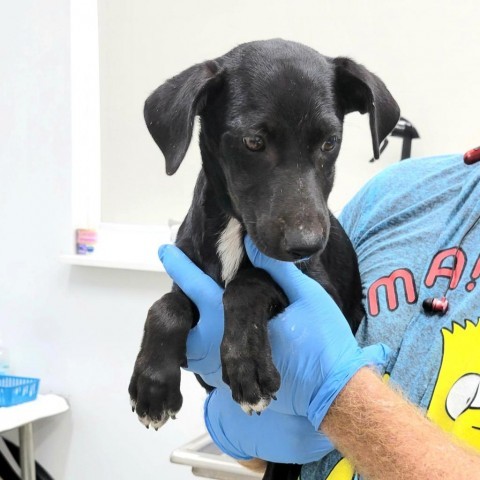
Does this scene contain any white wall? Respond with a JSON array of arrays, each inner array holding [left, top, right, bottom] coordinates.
[[97, 0, 480, 224], [0, 1, 204, 479], [1, 1, 480, 479]]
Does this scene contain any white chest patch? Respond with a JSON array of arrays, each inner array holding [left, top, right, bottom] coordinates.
[[217, 217, 244, 284]]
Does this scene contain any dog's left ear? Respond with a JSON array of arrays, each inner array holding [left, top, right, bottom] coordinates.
[[144, 60, 224, 175], [333, 57, 400, 159]]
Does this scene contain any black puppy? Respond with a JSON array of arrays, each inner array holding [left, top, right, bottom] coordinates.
[[129, 39, 399, 477]]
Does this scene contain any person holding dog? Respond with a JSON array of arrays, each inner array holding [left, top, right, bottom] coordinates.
[[159, 151, 480, 479]]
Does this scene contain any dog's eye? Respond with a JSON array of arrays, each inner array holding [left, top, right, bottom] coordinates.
[[321, 136, 338, 152], [243, 135, 265, 152]]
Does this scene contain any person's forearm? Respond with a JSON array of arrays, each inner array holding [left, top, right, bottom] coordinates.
[[322, 367, 480, 480]]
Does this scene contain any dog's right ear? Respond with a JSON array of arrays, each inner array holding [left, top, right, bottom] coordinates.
[[144, 60, 223, 175], [333, 57, 400, 160]]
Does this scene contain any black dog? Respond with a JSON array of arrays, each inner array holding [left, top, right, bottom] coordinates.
[[129, 39, 399, 479]]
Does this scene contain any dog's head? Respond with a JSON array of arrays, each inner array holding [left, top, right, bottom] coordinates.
[[145, 39, 400, 261]]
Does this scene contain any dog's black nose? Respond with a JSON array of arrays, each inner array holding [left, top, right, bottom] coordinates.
[[285, 245, 321, 259], [284, 231, 324, 259]]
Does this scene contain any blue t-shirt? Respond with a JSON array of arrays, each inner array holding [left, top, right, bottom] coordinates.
[[302, 153, 480, 479]]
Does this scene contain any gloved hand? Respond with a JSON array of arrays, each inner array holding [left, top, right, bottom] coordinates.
[[158, 244, 225, 388], [204, 388, 334, 463], [243, 236, 390, 429], [159, 244, 335, 463], [159, 237, 390, 432]]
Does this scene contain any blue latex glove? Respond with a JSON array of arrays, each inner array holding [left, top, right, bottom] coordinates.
[[243, 236, 391, 429], [204, 388, 334, 463], [158, 244, 225, 388], [159, 239, 390, 429], [159, 245, 335, 462]]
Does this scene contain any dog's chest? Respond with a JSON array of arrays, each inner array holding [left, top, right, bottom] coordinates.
[[216, 217, 244, 284]]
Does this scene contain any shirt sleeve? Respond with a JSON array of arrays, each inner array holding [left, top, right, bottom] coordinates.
[[337, 173, 385, 249], [338, 154, 458, 249]]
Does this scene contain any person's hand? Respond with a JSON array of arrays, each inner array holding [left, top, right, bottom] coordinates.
[[243, 236, 390, 429], [204, 388, 334, 463], [159, 238, 390, 462], [160, 243, 335, 464], [158, 244, 224, 388], [159, 238, 390, 429]]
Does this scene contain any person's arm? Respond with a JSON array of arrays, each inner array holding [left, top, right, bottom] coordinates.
[[160, 240, 480, 474], [322, 367, 480, 480]]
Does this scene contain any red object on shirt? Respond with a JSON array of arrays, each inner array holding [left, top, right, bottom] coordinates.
[[464, 146, 480, 165]]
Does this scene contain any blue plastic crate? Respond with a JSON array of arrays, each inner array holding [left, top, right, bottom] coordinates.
[[0, 375, 40, 407]]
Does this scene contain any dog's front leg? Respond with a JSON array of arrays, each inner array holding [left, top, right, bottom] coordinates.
[[129, 289, 196, 429], [221, 268, 288, 414]]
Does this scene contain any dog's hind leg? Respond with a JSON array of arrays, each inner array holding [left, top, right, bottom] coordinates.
[[221, 268, 288, 414], [129, 289, 197, 429]]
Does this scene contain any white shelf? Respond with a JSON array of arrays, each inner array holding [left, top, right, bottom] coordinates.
[[60, 254, 166, 273], [0, 394, 69, 432], [60, 223, 175, 273]]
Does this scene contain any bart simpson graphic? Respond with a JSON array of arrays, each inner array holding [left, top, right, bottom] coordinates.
[[325, 319, 480, 479], [427, 319, 480, 449]]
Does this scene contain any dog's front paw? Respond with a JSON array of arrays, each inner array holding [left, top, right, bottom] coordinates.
[[221, 344, 280, 415], [128, 361, 183, 430]]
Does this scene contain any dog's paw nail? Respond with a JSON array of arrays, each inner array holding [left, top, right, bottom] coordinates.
[[150, 416, 170, 430], [240, 403, 254, 415], [171, 414, 177, 420], [256, 411, 261, 416], [132, 406, 135, 413], [154, 427, 159, 431], [138, 415, 151, 429], [241, 397, 270, 415], [145, 424, 149, 430], [271, 395, 277, 401]]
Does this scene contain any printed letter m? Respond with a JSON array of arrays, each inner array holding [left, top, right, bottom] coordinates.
[[367, 269, 417, 316]]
